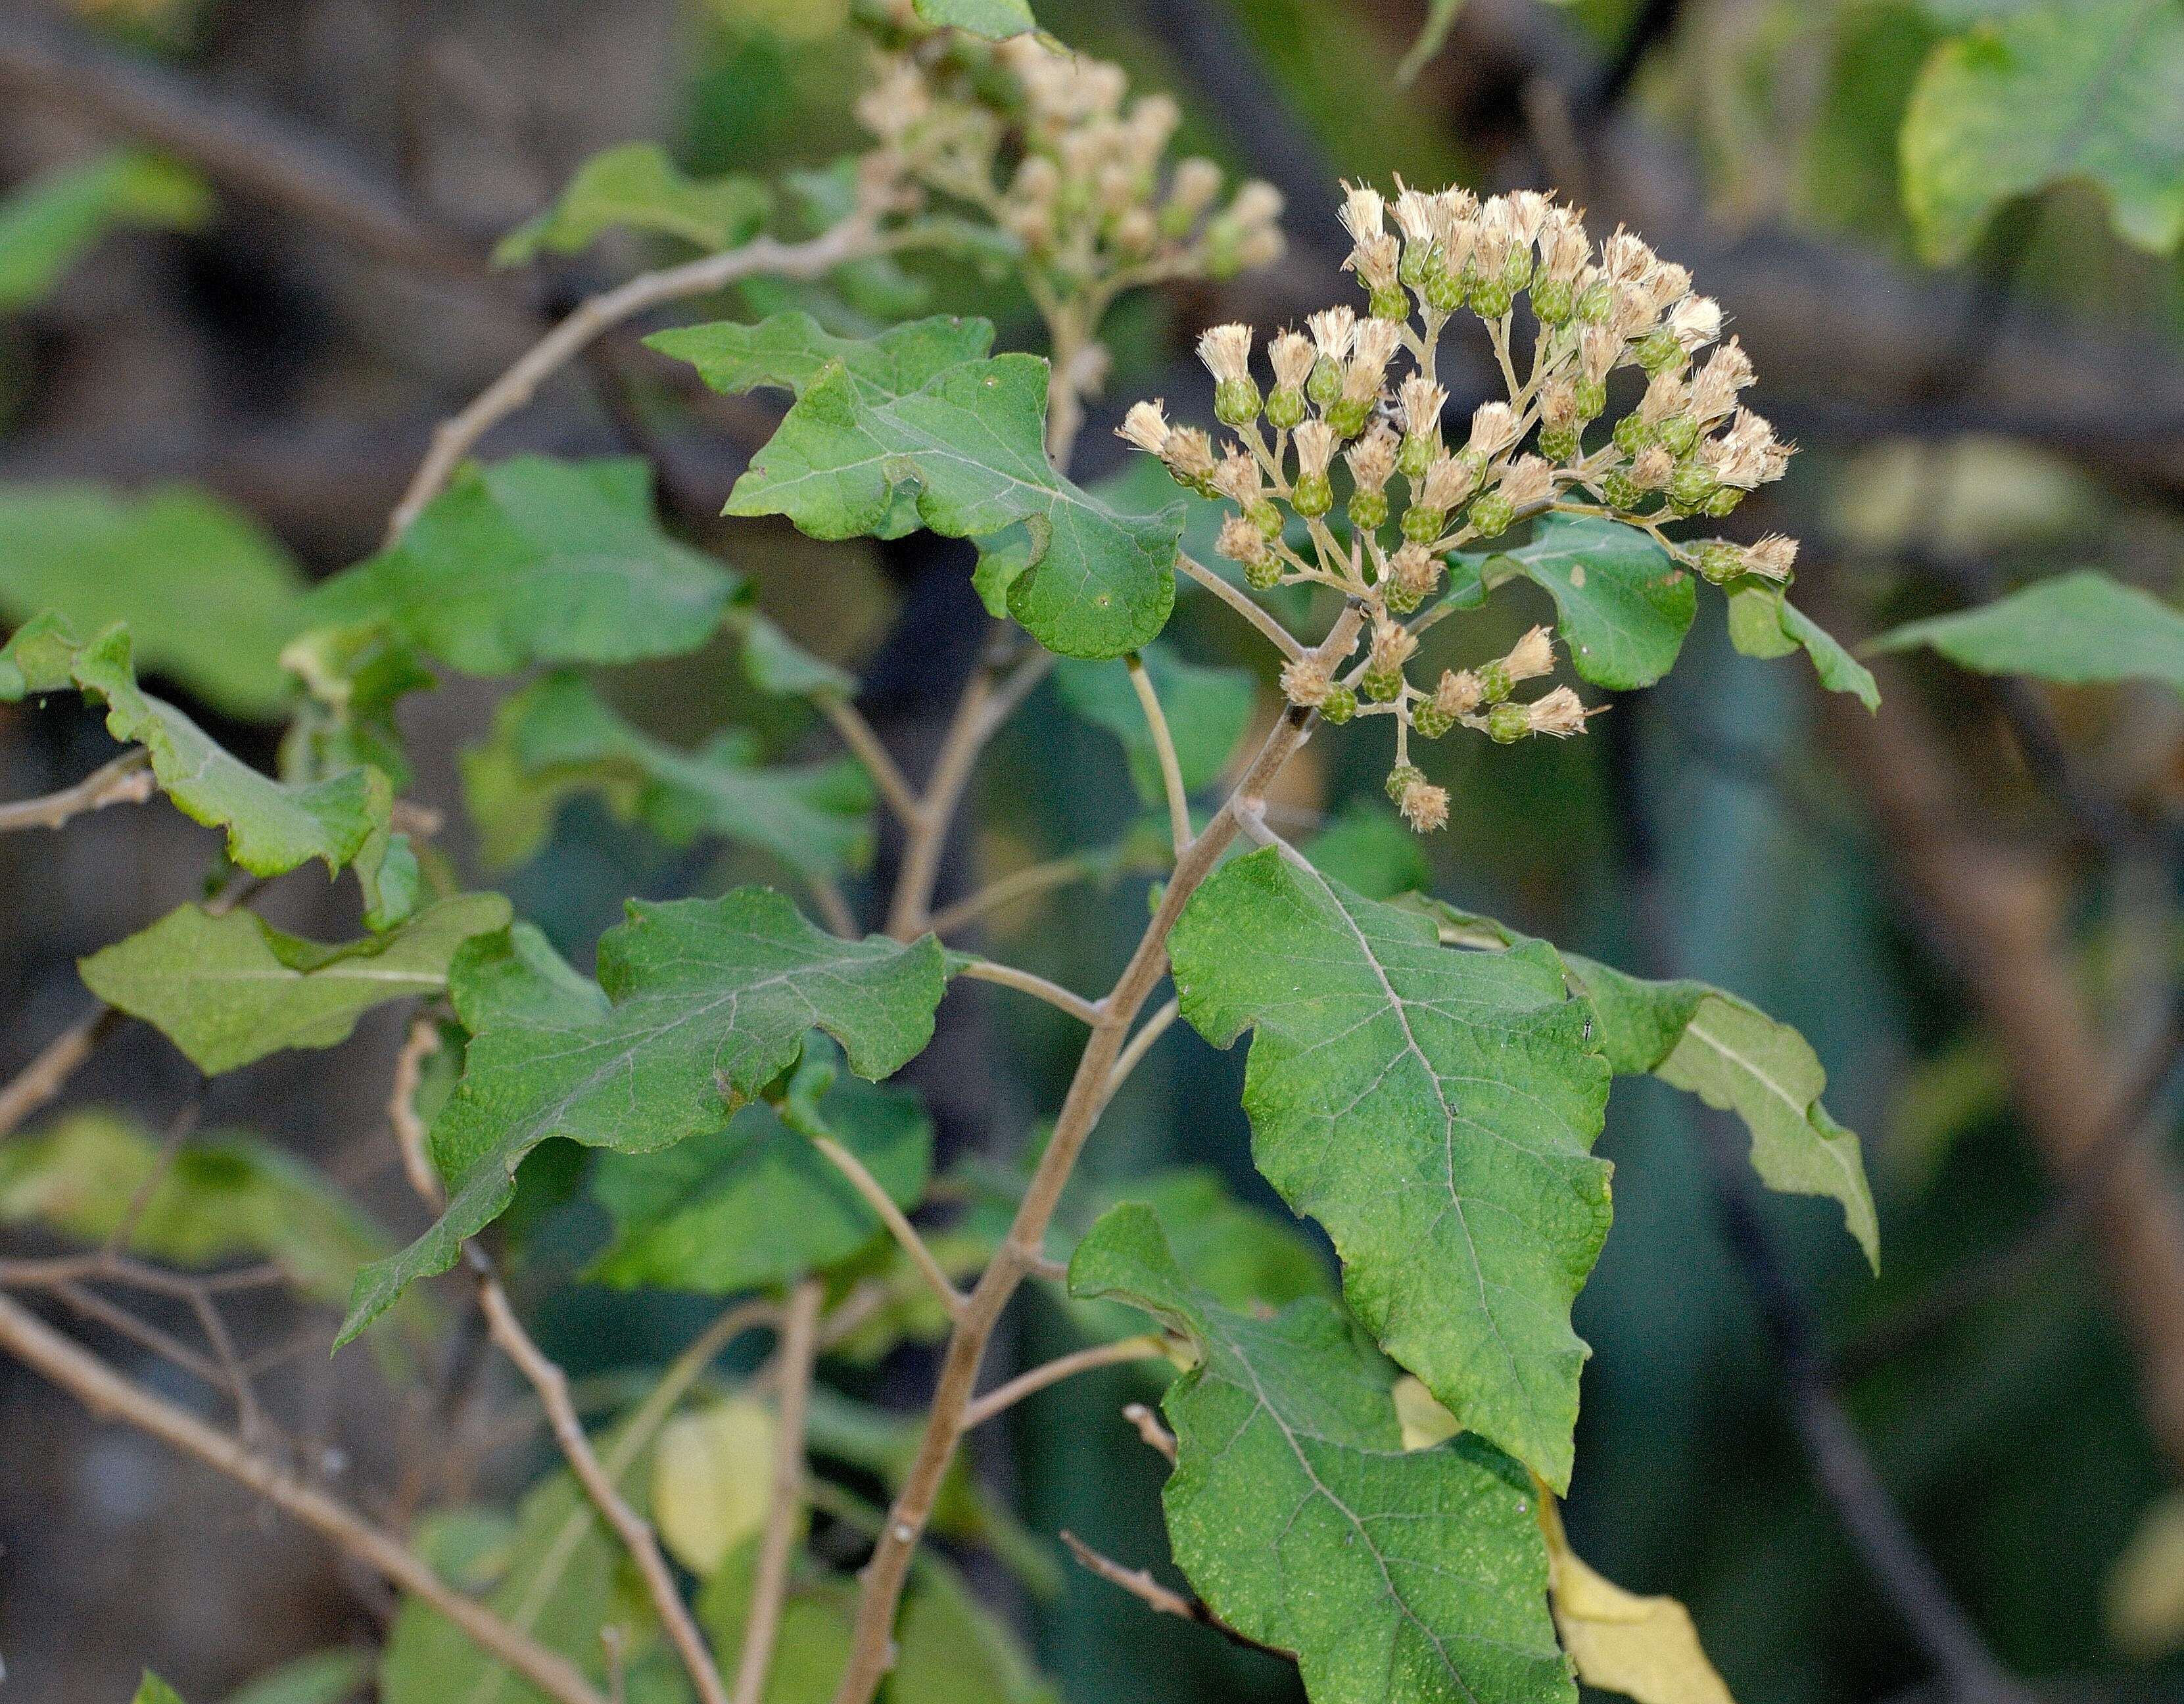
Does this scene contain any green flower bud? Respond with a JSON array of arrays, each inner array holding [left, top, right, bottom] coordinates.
[[1384, 763, 1427, 802], [1292, 472, 1333, 518], [1412, 698, 1455, 738], [1669, 463, 1718, 510], [1368, 283, 1411, 321], [1363, 663, 1406, 703], [1401, 504, 1447, 544], [1501, 250, 1534, 294], [1471, 275, 1515, 318], [1306, 356, 1344, 408], [1573, 377, 1607, 419], [1475, 659, 1514, 703], [1245, 497, 1283, 537], [1215, 376, 1262, 428], [1611, 412, 1656, 454], [1265, 387, 1308, 431], [1600, 471, 1644, 510], [1577, 279, 1614, 323], [1319, 682, 1357, 724], [1398, 240, 1439, 288], [1486, 701, 1531, 743], [1538, 425, 1580, 462], [1348, 489, 1389, 531], [1532, 277, 1574, 325], [1467, 491, 1516, 539], [1326, 396, 1372, 438], [1383, 577, 1424, 616], [1695, 542, 1744, 586], [1423, 268, 1467, 314], [1397, 432, 1437, 481], [1702, 485, 1744, 517], [1244, 556, 1283, 592], [1635, 330, 1684, 375], [1659, 414, 1700, 457]]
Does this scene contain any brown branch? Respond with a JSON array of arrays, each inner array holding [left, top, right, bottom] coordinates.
[[0, 1289, 608, 1704], [962, 1336, 1170, 1430], [1058, 1531, 1294, 1661], [928, 855, 1094, 938], [809, 1135, 966, 1321], [730, 1278, 823, 1704], [819, 696, 919, 828], [1122, 1402, 1176, 1463], [0, 1005, 123, 1143], [0, 751, 154, 834], [952, 958, 1105, 1027]]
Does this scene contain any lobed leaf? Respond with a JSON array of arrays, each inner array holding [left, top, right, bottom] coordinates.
[[1448, 513, 1696, 691], [1070, 1204, 1573, 1704], [305, 457, 740, 676], [494, 142, 771, 266], [79, 894, 511, 1076], [1870, 568, 2184, 692], [1169, 845, 1611, 1490], [1901, 0, 2184, 262], [653, 311, 1182, 659], [0, 483, 307, 719], [0, 149, 211, 314], [338, 889, 947, 1344], [1, 615, 385, 876], [1724, 583, 1881, 710]]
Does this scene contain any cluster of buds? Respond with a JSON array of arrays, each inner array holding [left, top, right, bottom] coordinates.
[[1119, 179, 1801, 833], [853, 11, 1283, 306]]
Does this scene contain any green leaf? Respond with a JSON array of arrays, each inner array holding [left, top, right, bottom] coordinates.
[[1168, 845, 1611, 1490], [1053, 643, 1256, 804], [1070, 1204, 1572, 1704], [1449, 513, 1696, 690], [697, 1544, 859, 1704], [1563, 955, 1880, 1268], [0, 150, 212, 314], [494, 143, 771, 266], [590, 1037, 932, 1293], [339, 889, 947, 1345], [1396, 0, 1467, 85], [305, 457, 739, 676], [134, 1674, 189, 1704], [655, 312, 1181, 659], [80, 894, 511, 1076], [736, 606, 857, 699], [0, 483, 307, 720], [0, 1108, 396, 1307], [462, 672, 872, 876], [911, 0, 1037, 37], [1104, 1166, 1332, 1313], [279, 622, 437, 790], [1724, 584, 1881, 710], [1871, 569, 2184, 691], [451, 922, 612, 1033], [1302, 801, 1433, 901], [1901, 0, 2184, 262], [221, 1651, 373, 1704], [892, 1562, 1060, 1704], [2, 616, 385, 876]]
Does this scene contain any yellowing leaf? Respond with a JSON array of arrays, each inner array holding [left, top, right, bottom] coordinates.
[[1536, 1488, 1735, 1704], [652, 1397, 778, 1578], [1392, 1375, 1461, 1452], [2106, 1488, 2184, 1659]]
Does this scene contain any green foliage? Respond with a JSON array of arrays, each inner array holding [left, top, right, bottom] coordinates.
[[890, 1563, 1060, 1704], [1726, 583, 1883, 710], [2, 616, 386, 876], [734, 605, 857, 699], [1053, 644, 1256, 805], [1902, 0, 2184, 260], [462, 671, 872, 876], [653, 312, 1183, 659], [1169, 845, 1611, 1491], [220, 1651, 373, 1704], [1563, 955, 1880, 1268], [0, 1109, 393, 1306], [0, 484, 308, 719], [1070, 1204, 1571, 1704], [1871, 568, 2184, 690], [339, 889, 948, 1344], [133, 1675, 189, 1704], [1396, 0, 1467, 85], [79, 895, 511, 1076], [0, 150, 211, 314], [305, 458, 740, 675], [1450, 514, 1696, 691], [494, 143, 771, 266], [590, 1038, 932, 1292], [911, 0, 1037, 37]]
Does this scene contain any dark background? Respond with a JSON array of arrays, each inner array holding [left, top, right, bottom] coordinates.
[[3, 1, 2184, 1701]]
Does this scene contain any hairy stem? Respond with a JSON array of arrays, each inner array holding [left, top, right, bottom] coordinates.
[[0, 1289, 609, 1704], [828, 602, 1364, 1704]]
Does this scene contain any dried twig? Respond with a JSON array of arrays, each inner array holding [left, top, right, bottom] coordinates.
[[0, 751, 154, 834], [962, 1335, 1170, 1430], [1058, 1530, 1293, 1661]]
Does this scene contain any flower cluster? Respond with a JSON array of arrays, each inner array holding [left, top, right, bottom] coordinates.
[[1120, 181, 1802, 833], [853, 10, 1283, 311]]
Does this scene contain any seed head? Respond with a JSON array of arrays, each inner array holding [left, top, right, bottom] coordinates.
[[1268, 331, 1315, 392], [1308, 305, 1357, 364], [1503, 625, 1555, 684], [1465, 401, 1520, 458], [1669, 294, 1722, 352], [1398, 776, 1450, 834], [1744, 534, 1798, 582], [1215, 513, 1270, 568], [1210, 450, 1262, 505], [1690, 338, 1754, 421], [1279, 655, 1331, 707], [1346, 424, 1399, 494], [1197, 322, 1254, 385], [1526, 686, 1590, 739], [1293, 419, 1339, 479], [1368, 616, 1418, 673], [1435, 669, 1483, 719], [1118, 399, 1170, 456], [1338, 181, 1386, 244], [1399, 376, 1448, 439]]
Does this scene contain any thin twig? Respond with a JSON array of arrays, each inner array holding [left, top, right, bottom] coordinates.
[[1128, 655, 1193, 859], [1102, 998, 1179, 1111], [1175, 554, 1306, 661], [819, 695, 918, 828], [810, 1135, 966, 1321], [475, 1266, 730, 1704], [1122, 1402, 1176, 1463], [1058, 1531, 1294, 1660], [929, 855, 1093, 938], [962, 1335, 1170, 1429], [805, 874, 859, 940], [0, 750, 154, 834], [953, 958, 1105, 1027], [730, 1279, 823, 1704], [387, 218, 886, 541], [43, 1278, 227, 1388], [389, 1018, 445, 1208], [0, 1005, 123, 1142], [0, 1289, 608, 1704]]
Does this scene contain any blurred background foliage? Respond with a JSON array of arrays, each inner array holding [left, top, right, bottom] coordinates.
[[3, 1, 2184, 1701]]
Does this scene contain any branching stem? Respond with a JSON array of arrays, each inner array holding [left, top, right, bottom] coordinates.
[[954, 958, 1106, 1026], [0, 750, 154, 834], [962, 1335, 1170, 1429], [811, 1134, 967, 1321]]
